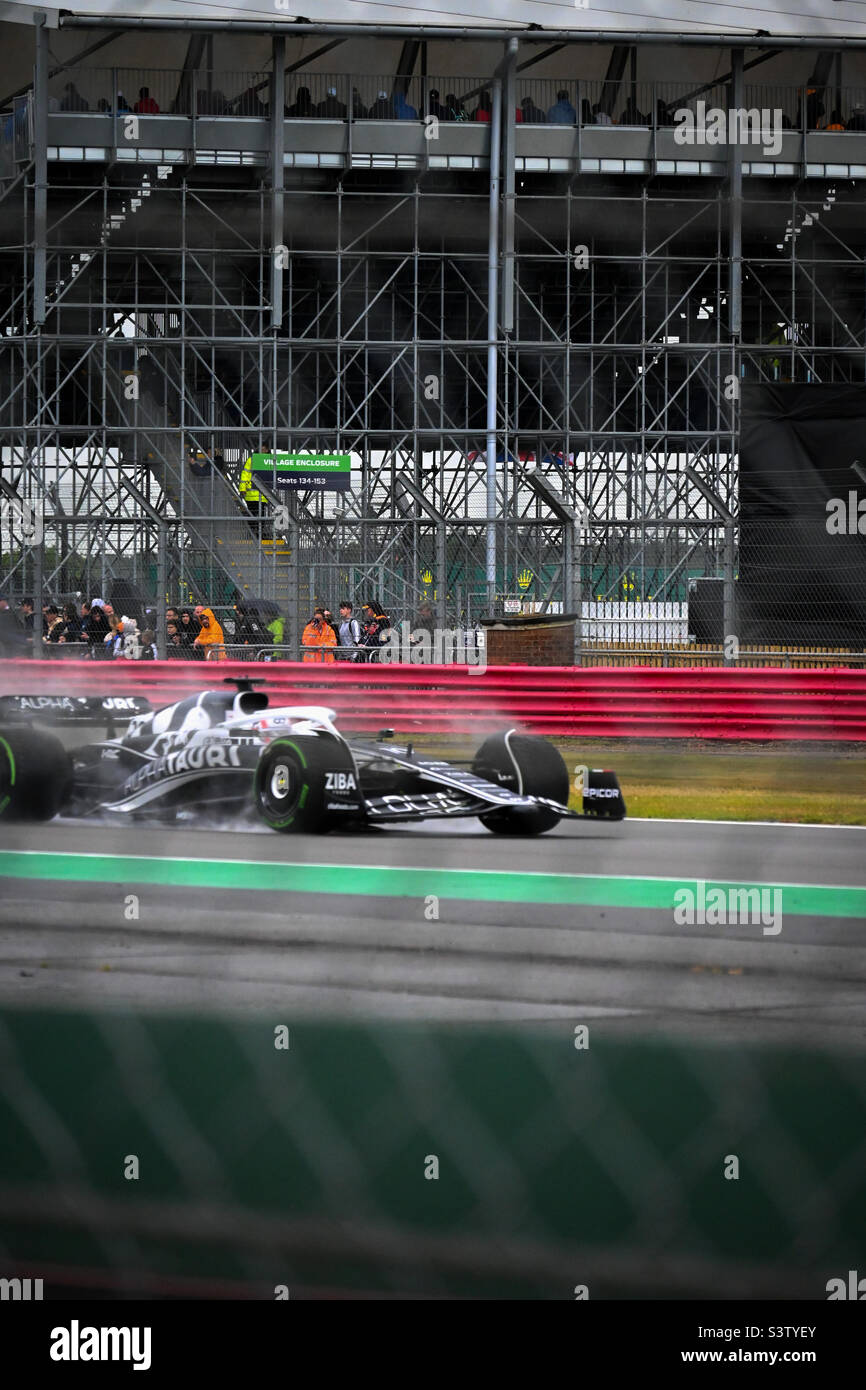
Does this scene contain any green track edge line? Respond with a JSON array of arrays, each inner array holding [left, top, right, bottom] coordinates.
[[0, 850, 864, 918]]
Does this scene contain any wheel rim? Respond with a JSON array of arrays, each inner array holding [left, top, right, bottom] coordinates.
[[269, 762, 294, 802]]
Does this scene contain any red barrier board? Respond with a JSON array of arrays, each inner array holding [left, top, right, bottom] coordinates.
[[2, 660, 866, 740]]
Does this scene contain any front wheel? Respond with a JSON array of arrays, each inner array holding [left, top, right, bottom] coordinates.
[[471, 731, 569, 835], [254, 735, 360, 833]]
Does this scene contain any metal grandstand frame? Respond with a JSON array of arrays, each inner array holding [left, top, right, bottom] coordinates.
[[2, 22, 866, 659]]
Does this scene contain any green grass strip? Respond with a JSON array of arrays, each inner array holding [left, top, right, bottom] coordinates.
[[0, 850, 864, 918]]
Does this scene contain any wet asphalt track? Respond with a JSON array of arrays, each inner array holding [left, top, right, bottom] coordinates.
[[0, 817, 864, 1046]]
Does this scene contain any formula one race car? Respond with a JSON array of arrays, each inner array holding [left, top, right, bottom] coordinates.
[[0, 679, 625, 835]]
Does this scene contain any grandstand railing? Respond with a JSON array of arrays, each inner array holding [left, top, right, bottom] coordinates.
[[32, 70, 866, 133]]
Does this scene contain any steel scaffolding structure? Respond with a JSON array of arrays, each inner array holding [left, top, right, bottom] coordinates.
[[2, 28, 866, 656]]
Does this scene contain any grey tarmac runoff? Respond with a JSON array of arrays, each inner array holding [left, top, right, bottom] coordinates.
[[0, 818, 864, 1045]]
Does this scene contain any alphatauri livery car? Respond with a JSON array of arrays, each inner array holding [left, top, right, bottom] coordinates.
[[0, 680, 626, 834]]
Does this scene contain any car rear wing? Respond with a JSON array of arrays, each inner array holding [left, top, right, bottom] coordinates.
[[0, 694, 152, 734]]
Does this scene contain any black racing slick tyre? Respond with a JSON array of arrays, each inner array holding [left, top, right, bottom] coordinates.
[[471, 731, 569, 836], [254, 735, 360, 833], [0, 726, 72, 822]]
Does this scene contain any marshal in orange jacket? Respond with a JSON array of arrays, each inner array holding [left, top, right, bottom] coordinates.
[[302, 616, 337, 662]]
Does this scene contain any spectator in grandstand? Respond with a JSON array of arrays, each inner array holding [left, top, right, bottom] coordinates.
[[265, 610, 285, 649], [193, 605, 226, 660], [302, 609, 337, 662], [825, 109, 846, 131], [84, 598, 110, 655], [547, 89, 577, 125], [351, 87, 366, 120], [322, 608, 340, 645], [621, 96, 648, 125], [520, 95, 547, 125], [428, 89, 446, 121], [97, 98, 111, 114], [655, 98, 674, 127], [848, 101, 866, 130], [475, 92, 492, 123], [336, 601, 361, 660], [367, 90, 395, 119], [580, 98, 593, 126], [139, 627, 158, 660], [166, 606, 179, 626], [56, 601, 84, 643], [394, 90, 418, 120], [237, 84, 267, 118], [234, 602, 269, 647], [592, 102, 613, 126], [0, 595, 28, 656], [44, 605, 64, 643], [359, 599, 391, 662], [60, 82, 89, 113], [179, 608, 200, 647], [114, 615, 140, 660], [796, 85, 824, 130], [116, 92, 131, 113], [166, 621, 186, 657], [286, 86, 314, 118], [317, 86, 347, 118], [134, 87, 160, 115], [443, 93, 468, 122]]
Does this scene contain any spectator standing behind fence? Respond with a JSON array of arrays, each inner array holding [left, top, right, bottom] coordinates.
[[317, 86, 347, 118], [60, 82, 89, 112], [134, 87, 160, 114], [179, 608, 200, 648], [44, 606, 64, 643], [336, 601, 361, 660], [367, 90, 394, 119], [192, 606, 226, 660], [520, 96, 546, 124], [302, 609, 337, 662], [359, 599, 391, 662], [394, 90, 418, 120], [166, 621, 187, 657], [548, 90, 577, 124], [286, 86, 313, 118]]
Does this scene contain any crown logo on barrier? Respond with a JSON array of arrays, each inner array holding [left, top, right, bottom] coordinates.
[[517, 568, 533, 590], [421, 569, 433, 585]]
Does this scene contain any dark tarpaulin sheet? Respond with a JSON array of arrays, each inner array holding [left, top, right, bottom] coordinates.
[[739, 384, 866, 647]]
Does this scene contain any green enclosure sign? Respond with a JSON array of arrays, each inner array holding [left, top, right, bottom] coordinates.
[[247, 453, 351, 491]]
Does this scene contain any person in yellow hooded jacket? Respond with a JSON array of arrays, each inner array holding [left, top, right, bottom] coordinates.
[[192, 605, 226, 661]]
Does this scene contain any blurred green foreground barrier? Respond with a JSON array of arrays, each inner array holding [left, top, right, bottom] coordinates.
[[0, 1008, 863, 1300]]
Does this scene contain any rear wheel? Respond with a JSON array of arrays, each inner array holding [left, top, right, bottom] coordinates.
[[471, 731, 569, 835], [254, 735, 359, 833], [0, 726, 72, 822]]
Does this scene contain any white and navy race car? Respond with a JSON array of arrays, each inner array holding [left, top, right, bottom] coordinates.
[[0, 679, 625, 834]]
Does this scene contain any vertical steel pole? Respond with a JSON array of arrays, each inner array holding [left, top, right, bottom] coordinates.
[[723, 520, 736, 666], [33, 12, 48, 326], [485, 76, 502, 614], [729, 49, 743, 339], [270, 36, 285, 330], [156, 523, 168, 659]]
